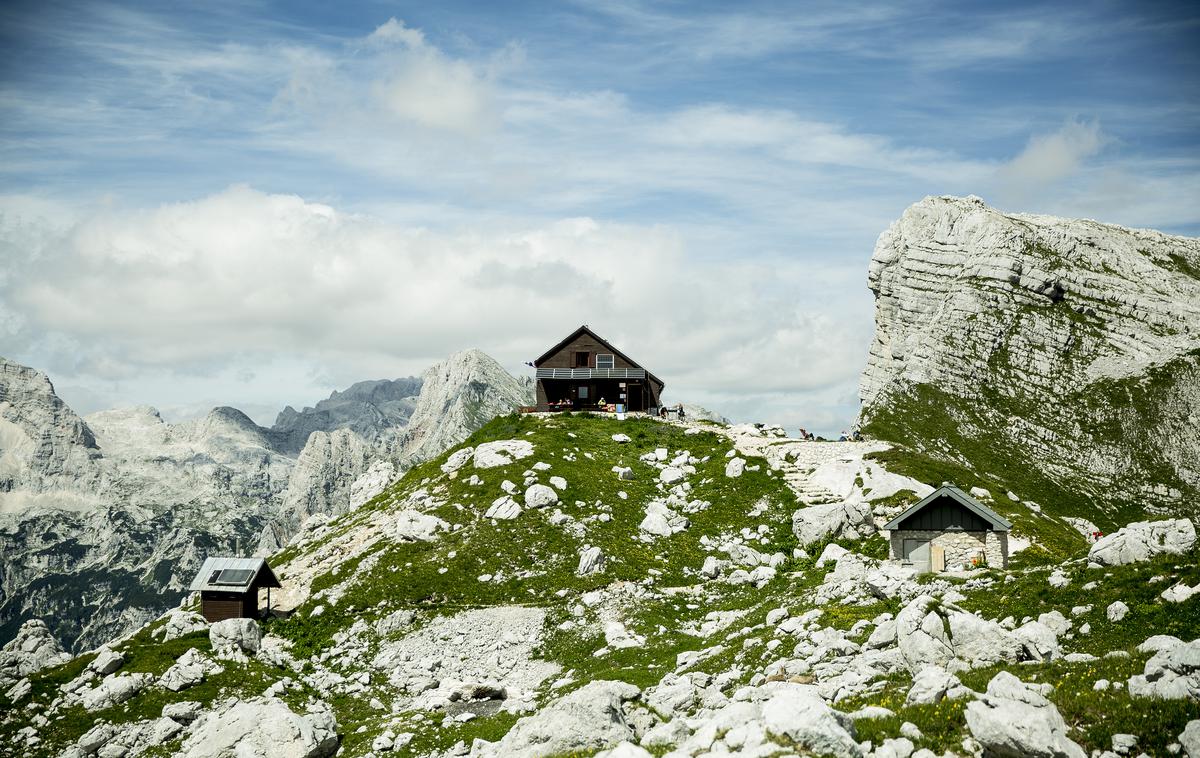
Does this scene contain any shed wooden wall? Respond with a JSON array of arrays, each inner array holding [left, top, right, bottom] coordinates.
[[538, 334, 638, 370], [201, 591, 256, 623]]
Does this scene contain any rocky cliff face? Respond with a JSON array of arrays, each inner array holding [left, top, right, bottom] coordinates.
[[0, 351, 532, 651], [271, 377, 423, 455], [860, 195, 1200, 527]]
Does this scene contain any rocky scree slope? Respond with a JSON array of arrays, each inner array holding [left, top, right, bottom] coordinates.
[[860, 195, 1200, 546], [0, 350, 531, 652], [3, 413, 1196, 758]]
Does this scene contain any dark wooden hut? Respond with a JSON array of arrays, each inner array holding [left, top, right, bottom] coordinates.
[[188, 557, 281, 623], [534, 325, 664, 412]]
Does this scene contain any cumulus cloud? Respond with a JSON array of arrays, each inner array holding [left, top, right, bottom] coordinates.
[[0, 187, 871, 430], [994, 119, 1107, 205]]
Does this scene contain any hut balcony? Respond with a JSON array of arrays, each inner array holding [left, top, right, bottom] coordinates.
[[535, 368, 647, 380]]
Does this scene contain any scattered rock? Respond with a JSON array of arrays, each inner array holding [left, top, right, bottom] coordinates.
[[524, 484, 559, 509], [176, 697, 339, 758], [485, 496, 523, 520], [1088, 519, 1196, 566], [906, 665, 961, 705], [760, 683, 861, 758], [725, 458, 746, 478], [160, 648, 224, 692], [659, 467, 686, 484], [965, 671, 1085, 758], [80, 672, 155, 712], [577, 546, 606, 576], [87, 648, 125, 677], [209, 618, 262, 657], [1179, 720, 1200, 758], [474, 440, 535, 469], [0, 619, 72, 687], [792, 500, 874, 546], [1107, 601, 1130, 622], [611, 434, 632, 443], [479, 680, 641, 757], [1128, 638, 1200, 699], [154, 610, 210, 642]]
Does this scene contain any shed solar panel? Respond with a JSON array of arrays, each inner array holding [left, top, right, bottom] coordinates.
[[214, 568, 255, 586]]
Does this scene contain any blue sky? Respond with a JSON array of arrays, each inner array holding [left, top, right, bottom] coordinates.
[[1, 0, 1198, 431]]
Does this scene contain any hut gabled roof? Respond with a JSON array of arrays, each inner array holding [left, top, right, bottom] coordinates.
[[883, 484, 1012, 532], [534, 324, 664, 389], [188, 556, 281, 594]]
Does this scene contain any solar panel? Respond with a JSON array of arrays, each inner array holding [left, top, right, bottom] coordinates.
[[214, 568, 255, 586]]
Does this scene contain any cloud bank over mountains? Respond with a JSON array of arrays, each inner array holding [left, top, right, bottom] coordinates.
[[1, 3, 1197, 431]]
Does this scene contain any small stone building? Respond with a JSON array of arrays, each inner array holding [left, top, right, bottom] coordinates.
[[189, 556, 281, 623], [883, 484, 1012, 573]]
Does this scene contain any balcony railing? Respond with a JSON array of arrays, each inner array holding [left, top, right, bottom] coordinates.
[[536, 368, 645, 380]]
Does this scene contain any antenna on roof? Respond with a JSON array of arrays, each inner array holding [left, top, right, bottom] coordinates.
[[235, 537, 241, 556]]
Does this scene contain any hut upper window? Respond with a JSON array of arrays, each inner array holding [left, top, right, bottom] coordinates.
[[574, 351, 589, 367], [596, 354, 615, 369]]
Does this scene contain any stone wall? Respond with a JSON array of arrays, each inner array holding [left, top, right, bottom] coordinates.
[[888, 529, 1008, 571]]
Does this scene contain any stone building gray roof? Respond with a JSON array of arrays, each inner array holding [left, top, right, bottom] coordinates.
[[883, 484, 1012, 532]]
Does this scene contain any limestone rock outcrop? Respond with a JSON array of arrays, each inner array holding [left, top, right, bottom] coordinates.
[[859, 196, 1200, 524], [1088, 518, 1196, 566], [0, 350, 532, 652]]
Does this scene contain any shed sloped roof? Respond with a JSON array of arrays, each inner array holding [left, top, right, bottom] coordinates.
[[534, 325, 665, 389], [883, 484, 1012, 532], [188, 556, 281, 594]]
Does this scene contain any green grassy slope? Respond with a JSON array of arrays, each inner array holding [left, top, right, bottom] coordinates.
[[3, 412, 1197, 757]]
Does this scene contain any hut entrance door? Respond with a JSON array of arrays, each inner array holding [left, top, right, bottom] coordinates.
[[903, 538, 931, 574]]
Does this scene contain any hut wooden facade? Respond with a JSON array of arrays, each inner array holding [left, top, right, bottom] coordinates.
[[534, 325, 664, 412], [883, 484, 1012, 573], [188, 557, 281, 623]]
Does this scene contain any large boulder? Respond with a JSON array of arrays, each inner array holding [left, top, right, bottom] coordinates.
[[792, 500, 874, 546], [210, 618, 262, 657], [153, 609, 210, 642], [946, 611, 1022, 667], [160, 648, 225, 692], [759, 683, 861, 758], [906, 665, 961, 705], [473, 440, 535, 469], [1088, 518, 1196, 566], [80, 672, 155, 712], [177, 697, 339, 758], [965, 671, 1085, 758], [895, 596, 953, 673], [481, 680, 641, 757], [1128, 638, 1200, 699], [525, 484, 559, 509], [0, 619, 72, 687]]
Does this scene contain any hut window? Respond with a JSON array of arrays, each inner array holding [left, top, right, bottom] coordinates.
[[574, 352, 589, 367], [596, 354, 615, 369], [578, 386, 589, 399]]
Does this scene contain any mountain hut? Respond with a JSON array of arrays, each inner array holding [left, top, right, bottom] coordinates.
[[883, 484, 1012, 573], [188, 556, 281, 623], [533, 325, 664, 412]]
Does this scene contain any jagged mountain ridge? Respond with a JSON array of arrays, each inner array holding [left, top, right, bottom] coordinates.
[[859, 195, 1200, 531], [0, 350, 533, 651]]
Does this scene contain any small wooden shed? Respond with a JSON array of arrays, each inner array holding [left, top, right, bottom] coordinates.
[[533, 325, 665, 412], [883, 484, 1012, 573], [188, 557, 281, 623]]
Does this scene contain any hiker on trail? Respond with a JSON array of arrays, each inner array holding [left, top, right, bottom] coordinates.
[[659, 406, 668, 419], [676, 404, 685, 420], [838, 431, 848, 442], [799, 427, 808, 440]]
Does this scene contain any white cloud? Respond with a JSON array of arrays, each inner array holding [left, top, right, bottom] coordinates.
[[0, 186, 870, 431], [994, 120, 1107, 204]]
